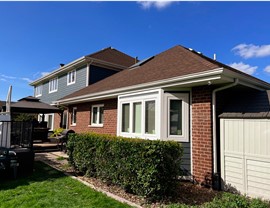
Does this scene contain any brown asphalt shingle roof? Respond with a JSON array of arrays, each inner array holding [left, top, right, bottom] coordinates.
[[87, 47, 136, 67], [60, 45, 269, 101]]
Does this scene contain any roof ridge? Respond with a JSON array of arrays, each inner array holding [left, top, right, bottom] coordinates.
[[85, 46, 112, 58]]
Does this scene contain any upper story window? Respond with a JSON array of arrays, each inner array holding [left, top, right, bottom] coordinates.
[[91, 104, 104, 127], [49, 77, 58, 93], [35, 85, 42, 97], [67, 70, 76, 85], [71, 107, 77, 126]]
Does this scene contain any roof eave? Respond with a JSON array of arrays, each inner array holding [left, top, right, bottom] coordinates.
[[56, 68, 224, 105]]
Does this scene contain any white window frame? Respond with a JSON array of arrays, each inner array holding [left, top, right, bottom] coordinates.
[[90, 104, 104, 127], [71, 107, 77, 126], [165, 93, 189, 142], [35, 85, 42, 97], [67, 70, 76, 85], [49, 77, 58, 93]]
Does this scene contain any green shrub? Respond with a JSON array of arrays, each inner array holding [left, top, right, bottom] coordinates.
[[202, 192, 269, 208], [67, 133, 183, 200]]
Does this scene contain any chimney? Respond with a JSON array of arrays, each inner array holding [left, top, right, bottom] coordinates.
[[135, 56, 138, 64], [213, 54, 217, 61]]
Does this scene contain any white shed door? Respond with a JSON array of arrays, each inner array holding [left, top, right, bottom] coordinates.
[[220, 119, 270, 200]]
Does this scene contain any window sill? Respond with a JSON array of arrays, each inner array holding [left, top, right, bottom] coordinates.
[[67, 82, 75, 86], [88, 124, 103, 128], [70, 124, 76, 127]]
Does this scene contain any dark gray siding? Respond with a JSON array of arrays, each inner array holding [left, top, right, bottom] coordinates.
[[37, 65, 87, 104], [180, 142, 191, 176], [89, 65, 118, 85]]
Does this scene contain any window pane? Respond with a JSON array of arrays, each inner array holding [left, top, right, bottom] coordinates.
[[48, 115, 53, 130], [133, 102, 141, 133], [72, 108, 77, 124], [145, 101, 155, 134], [99, 107, 104, 124], [170, 100, 182, 135], [92, 107, 98, 124], [122, 104, 130, 132]]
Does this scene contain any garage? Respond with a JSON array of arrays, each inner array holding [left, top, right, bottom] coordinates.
[[220, 117, 270, 200]]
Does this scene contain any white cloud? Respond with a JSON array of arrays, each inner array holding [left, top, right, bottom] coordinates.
[[0, 74, 16, 80], [21, 77, 33, 83], [41, 72, 50, 77], [232, 44, 270, 59], [229, 62, 258, 75], [264, 65, 270, 73], [0, 78, 7, 82], [137, 1, 173, 10]]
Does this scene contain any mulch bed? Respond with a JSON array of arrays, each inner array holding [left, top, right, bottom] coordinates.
[[36, 153, 220, 207]]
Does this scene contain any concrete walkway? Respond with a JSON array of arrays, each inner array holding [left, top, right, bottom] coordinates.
[[35, 151, 142, 208]]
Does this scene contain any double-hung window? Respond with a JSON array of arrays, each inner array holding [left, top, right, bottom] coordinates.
[[71, 107, 77, 126], [91, 104, 104, 127], [35, 85, 42, 97], [49, 77, 58, 93], [67, 70, 76, 85]]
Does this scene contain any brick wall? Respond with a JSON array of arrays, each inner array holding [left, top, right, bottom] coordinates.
[[68, 98, 117, 135], [54, 113, 61, 129], [192, 86, 213, 185]]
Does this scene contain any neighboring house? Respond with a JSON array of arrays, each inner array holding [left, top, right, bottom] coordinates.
[[55, 45, 270, 199], [30, 47, 137, 130]]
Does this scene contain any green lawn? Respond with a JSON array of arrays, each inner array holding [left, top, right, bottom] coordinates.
[[0, 162, 131, 208]]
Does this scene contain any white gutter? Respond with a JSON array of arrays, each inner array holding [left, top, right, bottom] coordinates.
[[57, 68, 224, 105], [212, 78, 239, 174]]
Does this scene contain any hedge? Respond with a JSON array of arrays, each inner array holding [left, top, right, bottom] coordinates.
[[67, 133, 183, 200]]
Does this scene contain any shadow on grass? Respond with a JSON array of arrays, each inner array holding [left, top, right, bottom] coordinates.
[[0, 161, 67, 191]]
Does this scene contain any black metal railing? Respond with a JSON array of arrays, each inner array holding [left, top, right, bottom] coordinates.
[[0, 121, 33, 149]]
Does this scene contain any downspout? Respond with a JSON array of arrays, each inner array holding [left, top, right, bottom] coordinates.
[[212, 78, 238, 174]]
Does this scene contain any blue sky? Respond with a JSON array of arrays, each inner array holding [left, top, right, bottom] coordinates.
[[1, 1, 270, 101]]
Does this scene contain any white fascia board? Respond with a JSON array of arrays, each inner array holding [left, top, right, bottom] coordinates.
[[85, 57, 128, 71], [223, 69, 270, 90], [57, 68, 224, 105], [30, 57, 86, 86]]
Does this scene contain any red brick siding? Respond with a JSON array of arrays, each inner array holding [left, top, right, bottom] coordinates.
[[68, 98, 117, 135], [192, 86, 213, 185], [53, 113, 61, 129]]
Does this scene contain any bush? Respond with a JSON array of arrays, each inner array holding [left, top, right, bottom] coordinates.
[[203, 192, 269, 208], [67, 133, 183, 200]]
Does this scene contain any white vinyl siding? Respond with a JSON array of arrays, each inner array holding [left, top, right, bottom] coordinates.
[[221, 119, 270, 200], [49, 77, 58, 93], [67, 70, 76, 85]]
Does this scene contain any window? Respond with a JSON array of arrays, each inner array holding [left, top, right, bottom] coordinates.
[[67, 70, 76, 85], [133, 102, 141, 133], [35, 85, 42, 97], [120, 100, 156, 135], [71, 107, 77, 125], [122, 103, 130, 132], [49, 78, 58, 93], [91, 104, 104, 126], [169, 100, 182, 135], [145, 101, 155, 134], [166, 93, 189, 142]]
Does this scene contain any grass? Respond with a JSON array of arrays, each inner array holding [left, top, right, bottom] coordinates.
[[0, 162, 131, 208]]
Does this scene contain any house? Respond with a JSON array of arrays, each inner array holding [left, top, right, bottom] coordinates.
[[30, 47, 137, 130], [54, 45, 270, 199]]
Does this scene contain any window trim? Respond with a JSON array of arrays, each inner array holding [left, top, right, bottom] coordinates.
[[165, 93, 189, 142], [67, 70, 76, 85], [71, 107, 77, 126], [90, 104, 104, 127], [49, 77, 58, 93], [120, 99, 157, 137], [35, 85, 42, 97]]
